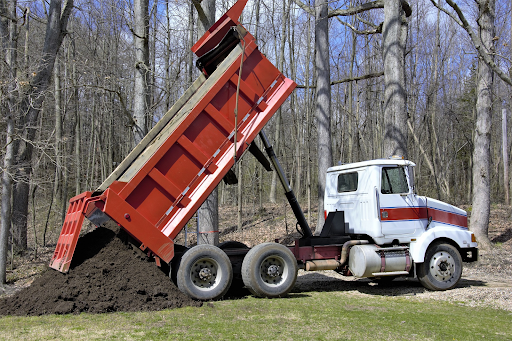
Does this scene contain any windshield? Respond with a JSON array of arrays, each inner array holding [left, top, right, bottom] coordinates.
[[381, 167, 409, 194]]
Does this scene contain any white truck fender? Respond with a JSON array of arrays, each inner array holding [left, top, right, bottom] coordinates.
[[409, 225, 477, 263]]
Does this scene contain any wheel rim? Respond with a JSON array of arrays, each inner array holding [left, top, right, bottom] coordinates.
[[428, 250, 456, 282], [190, 257, 221, 291], [259, 255, 287, 286]]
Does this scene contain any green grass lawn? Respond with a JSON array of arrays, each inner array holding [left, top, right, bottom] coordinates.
[[1, 291, 510, 340]]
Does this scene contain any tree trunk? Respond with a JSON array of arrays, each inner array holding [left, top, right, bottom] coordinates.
[[132, 0, 150, 146], [503, 107, 509, 205], [10, 0, 26, 250], [305, 12, 312, 227], [470, 0, 495, 249], [428, 5, 442, 200], [11, 0, 74, 254], [347, 9, 356, 163], [196, 0, 218, 246], [195, 0, 215, 33], [148, 0, 157, 130], [0, 0, 17, 284], [510, 0, 512, 205], [187, 2, 194, 86], [54, 55, 63, 222], [72, 35, 81, 195], [0, 114, 14, 285], [314, 0, 332, 233], [382, 0, 408, 158], [269, 0, 290, 204], [253, 0, 261, 42]]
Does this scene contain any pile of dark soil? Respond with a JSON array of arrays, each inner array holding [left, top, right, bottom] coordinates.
[[0, 225, 202, 316]]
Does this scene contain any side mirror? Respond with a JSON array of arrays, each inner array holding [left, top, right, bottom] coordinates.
[[407, 166, 416, 194]]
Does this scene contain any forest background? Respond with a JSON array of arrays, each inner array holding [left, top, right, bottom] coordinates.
[[0, 0, 510, 284]]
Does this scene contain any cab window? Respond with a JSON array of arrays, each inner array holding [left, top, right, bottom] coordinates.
[[381, 167, 409, 194], [338, 172, 358, 193]]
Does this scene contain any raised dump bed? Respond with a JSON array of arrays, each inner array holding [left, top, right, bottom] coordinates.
[[50, 0, 296, 272]]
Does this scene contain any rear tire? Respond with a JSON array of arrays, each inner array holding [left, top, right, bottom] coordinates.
[[242, 243, 297, 298], [417, 242, 462, 291], [177, 244, 233, 300]]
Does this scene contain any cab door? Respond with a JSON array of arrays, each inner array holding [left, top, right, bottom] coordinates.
[[379, 166, 426, 237]]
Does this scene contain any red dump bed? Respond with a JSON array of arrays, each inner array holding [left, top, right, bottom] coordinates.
[[50, 0, 296, 272]]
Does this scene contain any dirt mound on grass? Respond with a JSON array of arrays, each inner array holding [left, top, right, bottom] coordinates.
[[0, 225, 202, 316]]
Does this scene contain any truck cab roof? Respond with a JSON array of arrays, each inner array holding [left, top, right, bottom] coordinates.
[[327, 159, 416, 173]]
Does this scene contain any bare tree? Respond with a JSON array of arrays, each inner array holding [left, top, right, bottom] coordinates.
[[471, 0, 495, 249], [382, 0, 409, 158], [502, 107, 508, 205], [315, 0, 332, 232], [293, 0, 410, 231], [430, 0, 511, 86], [430, 0, 498, 248], [11, 0, 74, 254], [269, 0, 290, 204], [132, 0, 150, 145], [194, 0, 218, 246], [1, 0, 73, 282], [0, 0, 17, 285]]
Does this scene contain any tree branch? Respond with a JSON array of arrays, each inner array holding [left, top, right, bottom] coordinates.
[[356, 15, 379, 29], [429, 0, 462, 26], [328, 0, 384, 17], [296, 71, 384, 88], [81, 84, 135, 126], [192, 0, 210, 32], [293, 0, 405, 33], [336, 17, 382, 34], [61, 0, 74, 22], [431, 0, 512, 86], [292, 0, 314, 15]]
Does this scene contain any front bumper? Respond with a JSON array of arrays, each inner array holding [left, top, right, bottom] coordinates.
[[461, 247, 478, 262]]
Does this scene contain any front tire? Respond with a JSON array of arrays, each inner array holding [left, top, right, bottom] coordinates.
[[177, 244, 233, 300], [242, 243, 297, 298], [417, 242, 462, 291]]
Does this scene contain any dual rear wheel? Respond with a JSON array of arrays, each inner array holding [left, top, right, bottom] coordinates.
[[174, 242, 298, 300]]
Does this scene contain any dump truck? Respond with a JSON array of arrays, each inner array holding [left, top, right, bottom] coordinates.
[[50, 0, 478, 300]]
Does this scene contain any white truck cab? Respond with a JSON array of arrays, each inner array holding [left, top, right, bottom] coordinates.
[[324, 158, 478, 290]]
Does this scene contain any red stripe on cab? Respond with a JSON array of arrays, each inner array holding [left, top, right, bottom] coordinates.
[[380, 206, 467, 228]]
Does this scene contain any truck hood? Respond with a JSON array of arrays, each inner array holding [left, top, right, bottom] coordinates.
[[421, 196, 468, 229]]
